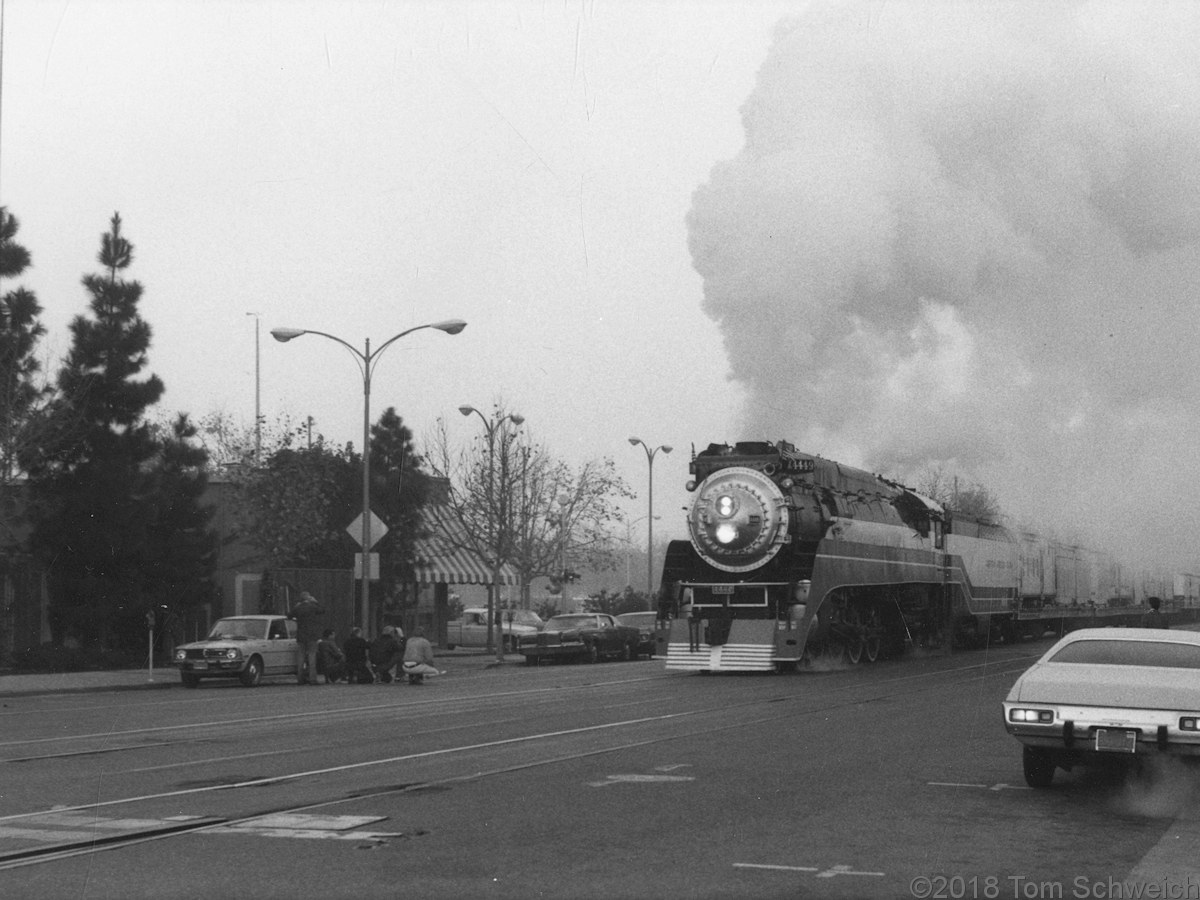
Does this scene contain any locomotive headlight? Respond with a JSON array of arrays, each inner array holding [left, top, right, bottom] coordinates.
[[715, 523, 738, 544], [688, 466, 789, 573]]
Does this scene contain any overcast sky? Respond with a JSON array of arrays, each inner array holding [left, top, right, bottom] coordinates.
[[3, 1, 1200, 572]]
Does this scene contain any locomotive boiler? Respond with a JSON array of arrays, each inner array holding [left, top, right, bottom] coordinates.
[[655, 440, 1191, 673]]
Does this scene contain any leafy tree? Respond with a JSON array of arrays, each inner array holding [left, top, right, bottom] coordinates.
[[427, 401, 633, 631], [24, 213, 207, 653], [231, 434, 358, 568], [226, 407, 431, 602], [426, 404, 526, 653]]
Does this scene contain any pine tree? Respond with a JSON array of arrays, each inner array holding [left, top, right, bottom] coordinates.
[[27, 214, 171, 652], [0, 208, 50, 497], [143, 414, 217, 632], [370, 406, 430, 606]]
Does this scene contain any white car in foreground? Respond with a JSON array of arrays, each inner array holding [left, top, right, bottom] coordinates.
[[1003, 627, 1200, 787]]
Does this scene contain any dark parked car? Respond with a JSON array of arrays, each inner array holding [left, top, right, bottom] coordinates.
[[519, 613, 641, 665], [173, 615, 297, 687], [616, 611, 658, 658]]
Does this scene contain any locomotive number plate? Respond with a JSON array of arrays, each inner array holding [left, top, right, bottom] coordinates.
[[710, 585, 735, 594], [1094, 729, 1137, 753]]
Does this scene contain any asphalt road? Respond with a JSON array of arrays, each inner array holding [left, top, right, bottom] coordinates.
[[1, 645, 1197, 900]]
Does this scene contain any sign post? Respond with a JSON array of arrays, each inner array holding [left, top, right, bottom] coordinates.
[[146, 610, 156, 682]]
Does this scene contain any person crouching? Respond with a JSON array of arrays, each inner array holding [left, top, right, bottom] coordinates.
[[401, 628, 443, 685]]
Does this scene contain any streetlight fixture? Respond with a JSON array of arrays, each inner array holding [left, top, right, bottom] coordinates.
[[459, 405, 524, 663], [272, 319, 466, 630], [629, 437, 672, 599]]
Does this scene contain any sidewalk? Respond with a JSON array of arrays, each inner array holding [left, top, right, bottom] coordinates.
[[0, 648, 512, 698]]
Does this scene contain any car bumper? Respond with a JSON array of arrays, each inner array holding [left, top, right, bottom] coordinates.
[[520, 644, 585, 658], [1003, 702, 1200, 757], [174, 660, 248, 676]]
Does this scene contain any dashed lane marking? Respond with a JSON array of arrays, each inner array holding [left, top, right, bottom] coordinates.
[[587, 774, 695, 787], [929, 781, 1031, 791], [735, 862, 885, 879]]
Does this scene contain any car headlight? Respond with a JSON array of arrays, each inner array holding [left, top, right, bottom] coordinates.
[[223, 649, 242, 660], [173, 649, 186, 662], [1180, 716, 1199, 731], [1009, 708, 1055, 724]]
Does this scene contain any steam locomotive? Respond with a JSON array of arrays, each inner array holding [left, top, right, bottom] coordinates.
[[655, 440, 1199, 673]]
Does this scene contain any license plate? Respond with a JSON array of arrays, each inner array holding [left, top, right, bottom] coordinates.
[[190, 661, 208, 671], [1094, 728, 1138, 753]]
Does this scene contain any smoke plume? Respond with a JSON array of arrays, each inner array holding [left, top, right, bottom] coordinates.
[[688, 1, 1200, 568]]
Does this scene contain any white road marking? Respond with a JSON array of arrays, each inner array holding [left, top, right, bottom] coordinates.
[[587, 774, 695, 787], [735, 862, 884, 878], [929, 781, 1031, 791], [238, 814, 384, 831]]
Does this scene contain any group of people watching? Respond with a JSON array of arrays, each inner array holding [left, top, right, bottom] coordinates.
[[316, 624, 442, 685], [289, 590, 441, 686]]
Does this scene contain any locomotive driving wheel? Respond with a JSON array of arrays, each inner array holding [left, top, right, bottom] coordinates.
[[840, 605, 884, 665]]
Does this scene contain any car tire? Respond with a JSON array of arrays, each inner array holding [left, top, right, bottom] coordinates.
[[1022, 746, 1056, 788], [239, 656, 264, 687], [181, 673, 200, 689]]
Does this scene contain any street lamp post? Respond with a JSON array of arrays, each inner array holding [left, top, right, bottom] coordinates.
[[459, 405, 524, 664], [629, 437, 672, 599], [272, 319, 466, 631], [246, 312, 262, 462]]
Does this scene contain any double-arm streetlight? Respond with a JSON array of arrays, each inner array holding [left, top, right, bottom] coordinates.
[[629, 437, 672, 598], [459, 405, 524, 663], [272, 319, 467, 630]]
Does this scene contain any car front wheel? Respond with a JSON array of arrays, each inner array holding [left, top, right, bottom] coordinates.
[[1022, 746, 1056, 788], [239, 657, 264, 687]]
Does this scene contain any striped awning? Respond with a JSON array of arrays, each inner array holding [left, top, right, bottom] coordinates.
[[409, 503, 520, 586]]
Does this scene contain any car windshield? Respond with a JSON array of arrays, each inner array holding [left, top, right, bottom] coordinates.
[[1049, 639, 1200, 669], [206, 619, 267, 641], [547, 615, 597, 630]]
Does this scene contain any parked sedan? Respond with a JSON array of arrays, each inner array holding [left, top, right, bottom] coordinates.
[[1002, 627, 1200, 787], [446, 608, 543, 653], [173, 615, 297, 687], [519, 613, 641, 665], [615, 611, 659, 658]]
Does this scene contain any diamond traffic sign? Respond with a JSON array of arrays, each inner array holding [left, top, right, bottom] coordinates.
[[347, 511, 388, 549]]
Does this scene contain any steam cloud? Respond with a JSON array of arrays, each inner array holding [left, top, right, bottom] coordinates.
[[688, 1, 1200, 569]]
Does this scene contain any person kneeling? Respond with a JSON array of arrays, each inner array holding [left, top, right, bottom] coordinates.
[[401, 628, 442, 685]]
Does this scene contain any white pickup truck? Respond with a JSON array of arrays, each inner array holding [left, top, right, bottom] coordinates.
[[446, 608, 544, 653]]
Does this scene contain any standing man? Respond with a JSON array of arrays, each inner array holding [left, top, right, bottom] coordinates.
[[1141, 596, 1169, 629], [289, 591, 325, 684]]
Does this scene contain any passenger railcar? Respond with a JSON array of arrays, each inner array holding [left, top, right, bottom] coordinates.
[[655, 440, 1198, 673]]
